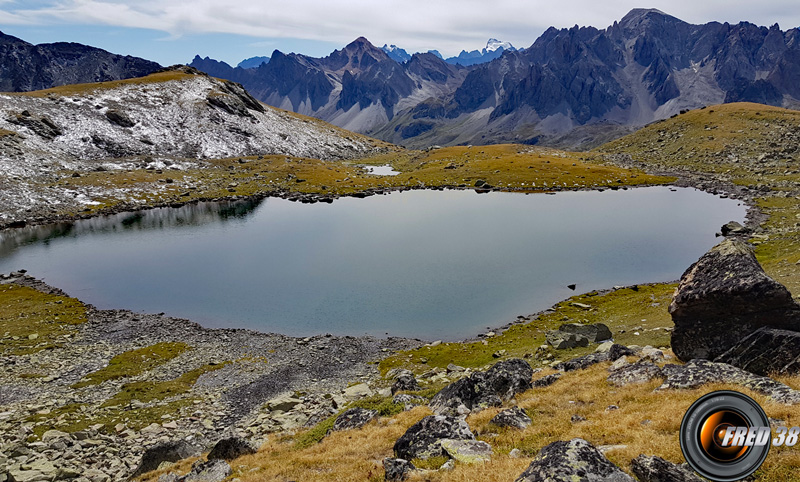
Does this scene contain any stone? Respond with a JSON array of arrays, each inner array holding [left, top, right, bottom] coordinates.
[[206, 436, 257, 461], [553, 352, 608, 372], [393, 415, 474, 460], [509, 448, 522, 458], [669, 239, 800, 361], [716, 327, 800, 375], [607, 361, 664, 386], [393, 394, 427, 410], [531, 373, 561, 388], [658, 359, 800, 404], [595, 341, 614, 353], [641, 346, 666, 362], [514, 438, 635, 482], [439, 439, 492, 464], [392, 374, 420, 395], [131, 440, 199, 477], [181, 459, 232, 482], [343, 383, 373, 399], [558, 323, 613, 342], [631, 454, 704, 482], [721, 221, 750, 237], [429, 359, 533, 416], [490, 407, 532, 429], [383, 458, 415, 481], [332, 407, 378, 431], [40, 429, 70, 443], [266, 394, 302, 412], [546, 330, 589, 350], [608, 344, 636, 361]]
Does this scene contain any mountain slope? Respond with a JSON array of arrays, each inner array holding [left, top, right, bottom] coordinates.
[[0, 31, 161, 92], [191, 10, 800, 150]]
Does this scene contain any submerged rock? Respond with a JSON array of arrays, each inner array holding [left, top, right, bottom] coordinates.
[[514, 438, 634, 482], [669, 239, 800, 361]]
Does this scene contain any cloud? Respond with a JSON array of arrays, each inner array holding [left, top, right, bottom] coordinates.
[[2, 0, 800, 55]]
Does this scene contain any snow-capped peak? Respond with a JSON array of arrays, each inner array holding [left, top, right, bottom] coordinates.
[[485, 38, 515, 53], [382, 44, 400, 52]]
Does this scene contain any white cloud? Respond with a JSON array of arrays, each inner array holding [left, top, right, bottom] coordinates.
[[2, 0, 800, 56]]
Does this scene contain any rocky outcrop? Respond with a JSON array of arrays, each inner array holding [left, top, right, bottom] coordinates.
[[631, 454, 704, 482], [429, 359, 533, 416], [392, 415, 474, 460], [716, 327, 800, 375], [608, 361, 663, 386], [658, 359, 800, 404], [490, 407, 532, 430], [206, 437, 257, 461], [669, 239, 800, 361], [331, 408, 378, 431], [514, 438, 634, 482]]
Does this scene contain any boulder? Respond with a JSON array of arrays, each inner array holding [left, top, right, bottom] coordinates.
[[531, 373, 561, 388], [514, 438, 634, 482], [546, 330, 589, 349], [180, 459, 232, 482], [332, 407, 379, 431], [383, 458, 415, 481], [607, 361, 663, 386], [206, 436, 257, 461], [392, 373, 421, 394], [439, 439, 492, 464], [631, 454, 704, 482], [669, 239, 800, 361], [658, 359, 800, 404], [721, 221, 749, 237], [393, 394, 427, 410], [490, 407, 532, 429], [132, 440, 199, 477], [429, 359, 533, 416], [716, 327, 800, 375], [553, 352, 608, 372], [608, 344, 637, 361], [393, 415, 474, 460], [558, 323, 613, 342]]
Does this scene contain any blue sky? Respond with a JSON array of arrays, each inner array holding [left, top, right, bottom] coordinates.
[[1, 1, 799, 67]]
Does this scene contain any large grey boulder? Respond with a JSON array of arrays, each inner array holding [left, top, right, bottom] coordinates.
[[546, 330, 589, 349], [132, 440, 199, 477], [631, 454, 704, 482], [392, 371, 421, 394], [206, 436, 257, 461], [332, 407, 379, 431], [180, 459, 232, 482], [669, 239, 800, 361], [558, 323, 613, 342], [514, 438, 634, 482], [658, 359, 800, 404], [716, 327, 800, 375], [393, 415, 474, 460], [429, 358, 532, 416]]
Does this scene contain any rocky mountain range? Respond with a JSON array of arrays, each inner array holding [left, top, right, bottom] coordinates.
[[189, 9, 800, 149], [0, 31, 161, 92]]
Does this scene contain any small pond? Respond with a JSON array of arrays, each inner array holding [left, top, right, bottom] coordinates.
[[0, 187, 746, 340]]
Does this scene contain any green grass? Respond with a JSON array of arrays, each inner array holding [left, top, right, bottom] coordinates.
[[379, 284, 675, 376], [0, 284, 87, 355], [72, 342, 190, 388], [103, 361, 226, 406]]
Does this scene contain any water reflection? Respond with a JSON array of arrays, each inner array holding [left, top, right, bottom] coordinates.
[[0, 198, 262, 258]]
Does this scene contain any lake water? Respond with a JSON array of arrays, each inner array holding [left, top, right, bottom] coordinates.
[[0, 187, 746, 340]]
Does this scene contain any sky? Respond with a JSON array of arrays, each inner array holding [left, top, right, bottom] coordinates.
[[0, 1, 799, 67]]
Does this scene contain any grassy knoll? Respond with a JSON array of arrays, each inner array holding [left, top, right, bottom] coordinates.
[[72, 341, 190, 388]]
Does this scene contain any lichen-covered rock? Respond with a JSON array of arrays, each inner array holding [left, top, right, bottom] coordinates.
[[393, 415, 474, 460], [393, 393, 427, 410], [392, 372, 421, 394], [607, 361, 663, 386], [490, 407, 532, 429], [558, 323, 613, 342], [669, 239, 800, 361], [439, 439, 492, 464], [514, 438, 634, 482], [532, 373, 561, 388], [206, 436, 257, 461], [716, 327, 800, 375], [553, 352, 609, 372], [180, 459, 232, 482], [658, 359, 800, 404], [383, 458, 415, 481], [546, 330, 589, 349], [631, 454, 704, 482], [132, 440, 199, 477], [429, 359, 533, 416], [332, 407, 379, 431]]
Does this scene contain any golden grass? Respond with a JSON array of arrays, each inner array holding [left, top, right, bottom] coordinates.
[[5, 71, 196, 97]]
